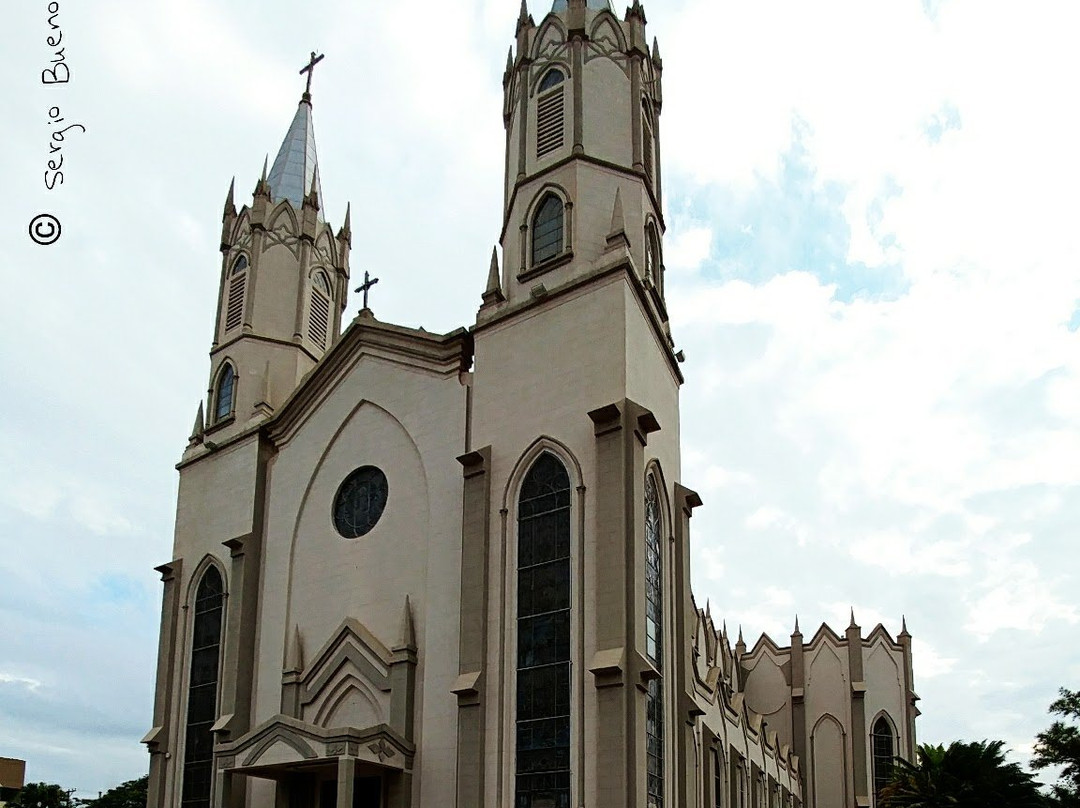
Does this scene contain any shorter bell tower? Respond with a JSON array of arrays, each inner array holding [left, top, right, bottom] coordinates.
[[193, 58, 351, 446]]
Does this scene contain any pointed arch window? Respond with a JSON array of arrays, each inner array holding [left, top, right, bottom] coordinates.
[[872, 716, 896, 800], [537, 68, 566, 157], [224, 255, 248, 332], [308, 270, 332, 349], [645, 222, 662, 289], [712, 749, 724, 808], [516, 452, 572, 808], [644, 474, 664, 807], [182, 566, 224, 808], [213, 364, 235, 423], [532, 194, 565, 266], [642, 98, 656, 184]]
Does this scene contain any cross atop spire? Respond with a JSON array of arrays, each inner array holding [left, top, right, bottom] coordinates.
[[300, 51, 325, 101]]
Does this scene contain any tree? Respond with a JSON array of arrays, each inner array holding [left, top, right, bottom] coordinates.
[[8, 782, 77, 808], [1033, 688, 1080, 806], [77, 776, 147, 808], [880, 740, 1048, 808]]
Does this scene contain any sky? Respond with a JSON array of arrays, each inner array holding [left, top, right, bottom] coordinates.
[[2, 0, 1079, 798]]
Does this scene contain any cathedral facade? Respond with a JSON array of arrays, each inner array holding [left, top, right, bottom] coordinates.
[[143, 2, 919, 807]]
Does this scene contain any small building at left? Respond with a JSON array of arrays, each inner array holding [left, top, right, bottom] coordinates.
[[0, 758, 26, 807]]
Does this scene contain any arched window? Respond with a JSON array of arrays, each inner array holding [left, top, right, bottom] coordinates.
[[182, 566, 224, 808], [213, 364, 235, 423], [872, 716, 895, 800], [645, 223, 661, 287], [531, 194, 565, 266], [308, 270, 332, 349], [539, 68, 565, 92], [712, 749, 724, 808], [737, 763, 747, 808], [516, 452, 572, 808], [642, 98, 656, 184], [645, 474, 664, 807], [537, 68, 566, 157], [224, 255, 248, 332]]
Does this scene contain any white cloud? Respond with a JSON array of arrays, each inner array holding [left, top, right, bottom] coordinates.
[[0, 673, 43, 692], [965, 561, 1080, 640]]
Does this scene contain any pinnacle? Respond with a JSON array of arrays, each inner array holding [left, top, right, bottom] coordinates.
[[482, 246, 506, 305]]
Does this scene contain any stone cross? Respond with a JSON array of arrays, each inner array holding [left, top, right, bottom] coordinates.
[[300, 51, 325, 96], [356, 270, 380, 310]]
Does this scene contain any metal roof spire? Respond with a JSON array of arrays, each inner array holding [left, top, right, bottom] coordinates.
[[267, 54, 326, 217]]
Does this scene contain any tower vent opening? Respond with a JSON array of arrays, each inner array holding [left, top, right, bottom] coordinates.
[[537, 86, 565, 158], [309, 290, 330, 349], [224, 274, 246, 332]]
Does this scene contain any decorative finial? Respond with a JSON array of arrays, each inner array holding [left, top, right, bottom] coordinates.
[[609, 188, 626, 235], [483, 246, 505, 305], [793, 615, 801, 635], [849, 608, 858, 629], [285, 624, 304, 672], [337, 201, 352, 244], [189, 401, 205, 444], [518, 0, 529, 21], [261, 154, 269, 182], [900, 615, 910, 637], [397, 595, 417, 651], [223, 177, 236, 218], [652, 36, 661, 62], [738, 625, 745, 644], [506, 46, 514, 75], [300, 51, 325, 101], [304, 166, 321, 210]]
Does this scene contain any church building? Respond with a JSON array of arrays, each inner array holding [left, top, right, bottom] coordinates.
[[143, 2, 920, 807]]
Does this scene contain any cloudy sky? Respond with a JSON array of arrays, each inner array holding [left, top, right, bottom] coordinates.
[[3, 0, 1079, 797]]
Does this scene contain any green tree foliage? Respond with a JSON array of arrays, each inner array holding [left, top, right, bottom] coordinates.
[[8, 782, 77, 808], [78, 776, 147, 808], [880, 740, 1048, 808], [1033, 688, 1080, 806]]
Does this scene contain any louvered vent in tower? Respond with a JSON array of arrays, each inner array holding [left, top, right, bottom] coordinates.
[[308, 292, 330, 348], [537, 86, 565, 158], [224, 274, 245, 332]]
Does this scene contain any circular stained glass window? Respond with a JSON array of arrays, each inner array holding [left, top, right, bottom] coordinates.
[[333, 466, 388, 538]]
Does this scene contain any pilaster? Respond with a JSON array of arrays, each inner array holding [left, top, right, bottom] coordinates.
[[453, 447, 492, 806], [673, 483, 704, 808], [144, 559, 183, 808], [847, 620, 868, 807]]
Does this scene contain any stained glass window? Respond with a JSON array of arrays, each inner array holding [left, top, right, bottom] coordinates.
[[713, 749, 724, 808], [333, 466, 389, 538], [872, 717, 895, 800], [539, 68, 565, 92], [214, 364, 235, 422], [645, 475, 664, 807], [532, 195, 564, 266], [516, 452, 571, 808], [182, 567, 224, 808]]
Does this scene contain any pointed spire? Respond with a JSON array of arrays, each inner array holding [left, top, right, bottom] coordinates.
[[253, 361, 274, 417], [337, 201, 352, 245], [254, 155, 271, 199], [849, 608, 858, 629], [606, 188, 630, 251], [267, 95, 323, 216], [652, 36, 661, 62], [397, 595, 417, 652], [285, 624, 304, 672], [518, 0, 529, 22], [899, 615, 911, 638], [188, 402, 205, 444], [793, 614, 802, 635], [303, 165, 321, 211], [223, 177, 236, 219], [482, 246, 506, 306], [506, 46, 514, 75]]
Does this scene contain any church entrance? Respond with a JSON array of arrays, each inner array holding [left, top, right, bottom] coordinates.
[[318, 776, 382, 808]]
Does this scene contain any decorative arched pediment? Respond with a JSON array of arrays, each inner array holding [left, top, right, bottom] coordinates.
[[230, 210, 252, 246], [588, 11, 625, 52], [241, 726, 318, 767], [314, 228, 338, 268], [267, 200, 300, 234], [533, 17, 568, 60], [312, 672, 382, 729], [301, 617, 392, 705]]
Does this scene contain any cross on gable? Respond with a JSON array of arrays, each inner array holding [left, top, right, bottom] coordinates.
[[355, 270, 380, 310], [300, 51, 325, 96]]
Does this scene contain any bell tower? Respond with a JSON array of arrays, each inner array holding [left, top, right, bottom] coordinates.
[[194, 60, 351, 446], [465, 3, 691, 807], [483, 0, 668, 337]]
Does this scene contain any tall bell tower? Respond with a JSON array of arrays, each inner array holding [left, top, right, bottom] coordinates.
[[464, 2, 692, 807], [192, 63, 352, 449], [483, 0, 669, 337]]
